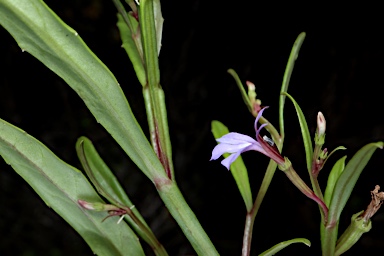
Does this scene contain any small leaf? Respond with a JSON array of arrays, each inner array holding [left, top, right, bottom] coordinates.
[[153, 0, 164, 55], [283, 92, 313, 172], [327, 142, 383, 225], [117, 13, 146, 86], [259, 238, 311, 256], [211, 120, 253, 212], [0, 118, 144, 256], [322, 146, 347, 168], [227, 69, 253, 114], [324, 156, 346, 207]]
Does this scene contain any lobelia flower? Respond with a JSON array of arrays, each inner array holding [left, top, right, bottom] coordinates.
[[211, 107, 284, 170], [211, 107, 329, 218]]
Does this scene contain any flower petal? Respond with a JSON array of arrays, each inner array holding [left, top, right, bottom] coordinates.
[[211, 107, 283, 170], [221, 152, 242, 170], [210, 142, 252, 160], [246, 143, 268, 155], [254, 107, 269, 130], [256, 123, 268, 138], [254, 107, 270, 138], [216, 132, 257, 144]]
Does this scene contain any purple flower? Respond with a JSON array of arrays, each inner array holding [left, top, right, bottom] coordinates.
[[211, 107, 284, 170], [210, 108, 329, 218]]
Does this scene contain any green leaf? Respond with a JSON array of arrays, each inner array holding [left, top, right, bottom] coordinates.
[[76, 136, 168, 256], [0, 0, 166, 181], [282, 92, 313, 172], [211, 120, 253, 212], [117, 13, 146, 86], [153, 0, 164, 55], [0, 118, 144, 256], [324, 156, 346, 207], [259, 238, 311, 256], [76, 136, 145, 221], [327, 142, 383, 225], [279, 32, 306, 141], [322, 146, 347, 169], [227, 69, 253, 114]]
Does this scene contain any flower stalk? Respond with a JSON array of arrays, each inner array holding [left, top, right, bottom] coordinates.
[[280, 159, 328, 219]]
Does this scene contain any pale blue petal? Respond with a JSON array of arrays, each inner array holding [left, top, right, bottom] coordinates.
[[216, 132, 257, 144], [256, 107, 268, 124], [221, 152, 241, 170], [254, 107, 269, 132], [256, 123, 268, 138], [210, 142, 251, 160], [247, 143, 268, 155]]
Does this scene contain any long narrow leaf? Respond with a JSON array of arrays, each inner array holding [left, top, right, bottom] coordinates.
[[327, 142, 383, 225], [0, 0, 166, 181], [0, 118, 144, 256], [279, 32, 306, 141], [283, 92, 313, 171]]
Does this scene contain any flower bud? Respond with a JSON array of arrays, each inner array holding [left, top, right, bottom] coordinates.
[[317, 112, 326, 136], [315, 112, 326, 147], [246, 81, 261, 115], [78, 199, 120, 212]]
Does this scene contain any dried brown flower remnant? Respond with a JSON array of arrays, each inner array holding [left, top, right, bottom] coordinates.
[[361, 185, 384, 223]]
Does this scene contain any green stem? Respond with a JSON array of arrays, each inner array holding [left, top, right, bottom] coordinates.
[[321, 222, 338, 256], [241, 114, 282, 255], [242, 160, 278, 255], [140, 0, 174, 179], [310, 143, 326, 222], [156, 178, 219, 255], [242, 211, 255, 256], [241, 32, 306, 255], [283, 162, 328, 219], [122, 209, 168, 256]]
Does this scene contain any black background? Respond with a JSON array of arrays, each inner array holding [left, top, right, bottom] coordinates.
[[1, 1, 384, 255]]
